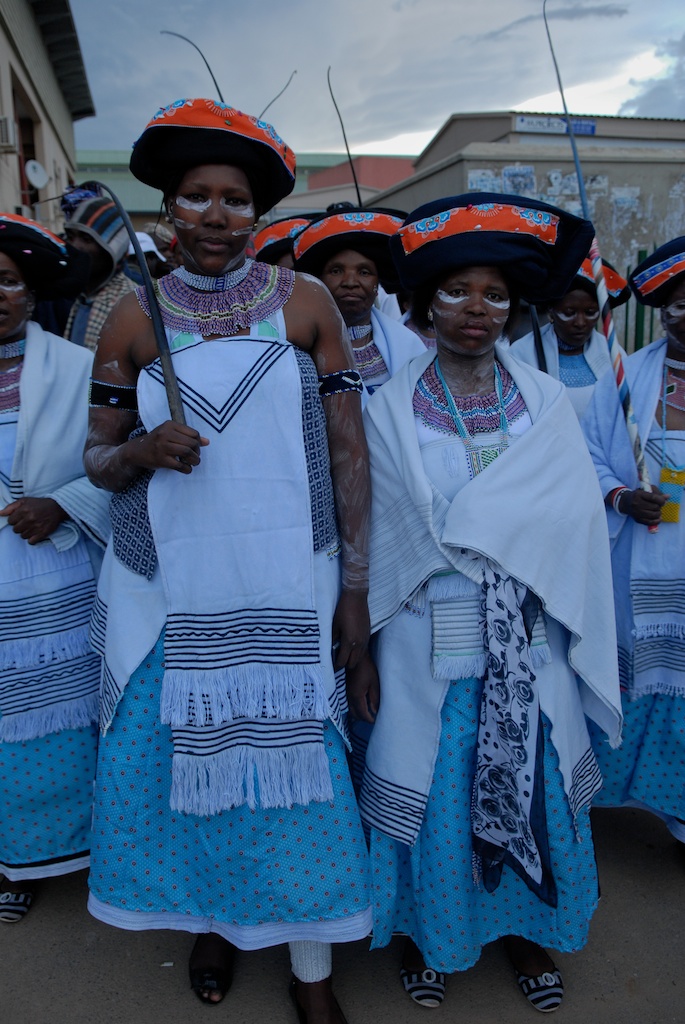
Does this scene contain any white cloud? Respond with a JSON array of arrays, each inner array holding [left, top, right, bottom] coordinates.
[[70, 0, 685, 159]]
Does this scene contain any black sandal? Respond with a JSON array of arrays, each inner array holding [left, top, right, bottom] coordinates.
[[188, 934, 235, 1006], [289, 975, 348, 1024]]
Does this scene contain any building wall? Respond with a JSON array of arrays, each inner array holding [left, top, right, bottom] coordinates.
[[413, 114, 513, 172], [308, 156, 415, 193], [0, 0, 80, 231]]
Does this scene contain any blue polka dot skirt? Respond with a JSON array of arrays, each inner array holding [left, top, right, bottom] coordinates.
[[589, 692, 685, 819], [0, 723, 97, 880], [88, 639, 371, 948], [369, 679, 599, 973]]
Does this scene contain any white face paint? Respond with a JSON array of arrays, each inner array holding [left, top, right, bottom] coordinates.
[[0, 280, 28, 299], [553, 308, 600, 323], [171, 195, 256, 235], [663, 300, 685, 322], [434, 288, 510, 324], [174, 195, 255, 217]]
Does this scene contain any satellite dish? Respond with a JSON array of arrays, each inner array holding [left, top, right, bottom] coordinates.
[[25, 160, 49, 190]]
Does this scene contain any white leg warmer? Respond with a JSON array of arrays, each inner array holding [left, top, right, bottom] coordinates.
[[289, 940, 332, 983]]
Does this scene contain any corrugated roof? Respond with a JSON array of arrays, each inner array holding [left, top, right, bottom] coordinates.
[[28, 0, 94, 120]]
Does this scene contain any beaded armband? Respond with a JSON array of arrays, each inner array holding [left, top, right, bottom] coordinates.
[[318, 369, 363, 398], [89, 379, 138, 411]]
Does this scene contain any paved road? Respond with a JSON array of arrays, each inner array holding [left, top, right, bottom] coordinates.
[[1, 806, 683, 1024]]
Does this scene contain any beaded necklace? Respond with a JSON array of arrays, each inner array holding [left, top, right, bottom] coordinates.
[[664, 368, 685, 413], [175, 261, 252, 292], [136, 261, 295, 336], [414, 359, 526, 437], [659, 364, 685, 522], [353, 337, 387, 384], [348, 323, 372, 342], [433, 359, 512, 477], [0, 338, 26, 359], [0, 360, 23, 414], [556, 337, 586, 354]]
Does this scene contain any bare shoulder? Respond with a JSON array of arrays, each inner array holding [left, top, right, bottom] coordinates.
[[95, 290, 157, 383]]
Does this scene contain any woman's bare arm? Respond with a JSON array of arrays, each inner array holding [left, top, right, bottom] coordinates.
[[287, 275, 371, 669], [84, 293, 208, 492]]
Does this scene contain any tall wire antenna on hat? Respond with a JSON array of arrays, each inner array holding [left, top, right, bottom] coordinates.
[[327, 67, 362, 207], [542, 0, 655, 528], [259, 70, 297, 120], [161, 32, 225, 103]]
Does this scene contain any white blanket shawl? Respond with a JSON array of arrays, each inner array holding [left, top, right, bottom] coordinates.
[[582, 337, 685, 698], [0, 322, 111, 549], [360, 345, 622, 846], [0, 322, 110, 740]]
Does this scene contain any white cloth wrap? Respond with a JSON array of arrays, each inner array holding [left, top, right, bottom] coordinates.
[[359, 345, 622, 846], [0, 322, 111, 548], [0, 323, 110, 741], [370, 308, 426, 378], [583, 336, 685, 698], [94, 332, 346, 814]]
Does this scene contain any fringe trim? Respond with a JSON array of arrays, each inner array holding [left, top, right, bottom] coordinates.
[[0, 625, 92, 671], [0, 692, 98, 743], [432, 652, 487, 681], [529, 643, 552, 668], [160, 663, 329, 727], [170, 741, 334, 815], [406, 572, 479, 618], [428, 572, 481, 602], [628, 681, 685, 701], [633, 622, 685, 641]]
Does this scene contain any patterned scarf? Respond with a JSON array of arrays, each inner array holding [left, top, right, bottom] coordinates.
[[471, 559, 556, 907]]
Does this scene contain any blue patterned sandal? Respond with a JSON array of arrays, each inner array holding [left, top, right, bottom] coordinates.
[[400, 967, 446, 1008], [516, 967, 564, 1013]]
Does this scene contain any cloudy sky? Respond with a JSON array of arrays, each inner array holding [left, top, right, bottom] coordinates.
[[70, 0, 685, 156]]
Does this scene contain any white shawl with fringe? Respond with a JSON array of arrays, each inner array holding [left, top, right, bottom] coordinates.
[[0, 322, 111, 742], [93, 330, 346, 816], [359, 345, 622, 847], [582, 336, 685, 698]]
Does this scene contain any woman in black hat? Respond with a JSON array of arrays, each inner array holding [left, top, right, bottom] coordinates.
[[511, 256, 630, 418], [583, 236, 685, 849], [294, 208, 425, 396], [349, 195, 622, 1014], [253, 215, 313, 269], [83, 99, 371, 1022], [0, 214, 109, 923]]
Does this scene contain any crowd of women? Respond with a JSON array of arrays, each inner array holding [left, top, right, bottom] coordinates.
[[1, 96, 684, 1023]]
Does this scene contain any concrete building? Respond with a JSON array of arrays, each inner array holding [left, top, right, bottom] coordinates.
[[0, 0, 93, 234], [370, 111, 685, 349]]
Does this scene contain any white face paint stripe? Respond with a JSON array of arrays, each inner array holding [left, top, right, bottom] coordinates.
[[553, 309, 600, 323], [0, 283, 28, 297], [174, 195, 255, 218], [434, 288, 510, 311], [663, 301, 685, 321]]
